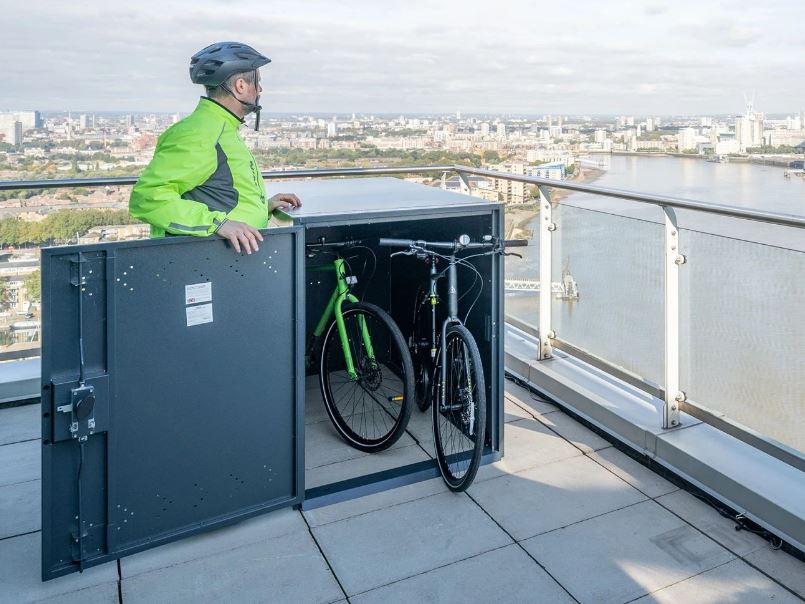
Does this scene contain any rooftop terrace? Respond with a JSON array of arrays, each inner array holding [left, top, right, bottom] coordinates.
[[1, 378, 802, 603]]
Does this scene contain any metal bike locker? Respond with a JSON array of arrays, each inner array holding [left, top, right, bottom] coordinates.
[[274, 177, 506, 508], [40, 227, 305, 580]]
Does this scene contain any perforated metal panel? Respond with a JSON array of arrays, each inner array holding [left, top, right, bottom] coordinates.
[[41, 227, 304, 580]]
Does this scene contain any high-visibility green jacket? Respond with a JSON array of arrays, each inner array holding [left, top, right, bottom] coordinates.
[[129, 97, 267, 237]]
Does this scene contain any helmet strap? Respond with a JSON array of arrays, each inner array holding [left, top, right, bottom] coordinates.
[[219, 70, 262, 131]]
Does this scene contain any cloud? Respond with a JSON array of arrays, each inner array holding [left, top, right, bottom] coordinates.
[[644, 4, 668, 16], [3, 0, 805, 114]]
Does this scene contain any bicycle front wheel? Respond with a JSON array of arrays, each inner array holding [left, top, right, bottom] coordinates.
[[320, 302, 415, 453], [433, 324, 486, 491]]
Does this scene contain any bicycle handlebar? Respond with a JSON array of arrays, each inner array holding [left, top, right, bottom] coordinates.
[[306, 238, 362, 249], [378, 236, 528, 252]]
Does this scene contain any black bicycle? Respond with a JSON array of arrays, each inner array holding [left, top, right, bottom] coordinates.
[[380, 235, 527, 491]]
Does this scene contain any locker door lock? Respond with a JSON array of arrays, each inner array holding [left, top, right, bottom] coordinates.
[[57, 385, 96, 439]]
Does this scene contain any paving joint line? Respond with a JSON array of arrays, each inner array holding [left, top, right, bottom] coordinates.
[[653, 496, 805, 600], [512, 498, 649, 543], [463, 489, 581, 603], [739, 555, 805, 602], [345, 543, 514, 599], [117, 558, 123, 604], [0, 437, 40, 447], [619, 557, 741, 604], [0, 528, 39, 542], [299, 510, 349, 601], [0, 477, 41, 489], [583, 446, 680, 500], [303, 486, 449, 528]]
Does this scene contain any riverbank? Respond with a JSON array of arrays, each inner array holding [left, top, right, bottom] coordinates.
[[504, 166, 605, 239]]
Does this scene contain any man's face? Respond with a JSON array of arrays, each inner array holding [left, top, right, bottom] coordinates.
[[248, 72, 262, 103], [236, 71, 262, 103]]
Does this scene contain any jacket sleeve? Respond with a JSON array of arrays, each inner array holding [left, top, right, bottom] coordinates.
[[129, 128, 228, 236]]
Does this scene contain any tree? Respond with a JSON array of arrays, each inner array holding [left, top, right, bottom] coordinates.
[[24, 270, 41, 303], [482, 150, 501, 164]]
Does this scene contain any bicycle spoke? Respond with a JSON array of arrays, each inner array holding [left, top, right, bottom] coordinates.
[[433, 325, 485, 491], [321, 303, 413, 451]]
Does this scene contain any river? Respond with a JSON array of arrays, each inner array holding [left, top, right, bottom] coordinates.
[[504, 154, 805, 453]]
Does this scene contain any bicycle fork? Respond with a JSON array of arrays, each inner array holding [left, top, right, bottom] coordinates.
[[438, 259, 476, 435], [310, 258, 376, 381]]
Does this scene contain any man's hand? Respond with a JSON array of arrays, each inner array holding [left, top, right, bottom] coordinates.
[[269, 193, 302, 212], [216, 219, 264, 254]]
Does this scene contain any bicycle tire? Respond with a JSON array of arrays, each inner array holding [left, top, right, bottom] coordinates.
[[320, 301, 415, 452], [432, 324, 486, 491], [415, 359, 432, 412]]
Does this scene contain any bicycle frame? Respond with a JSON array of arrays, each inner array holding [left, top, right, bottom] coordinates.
[[421, 254, 472, 427], [308, 257, 376, 380]]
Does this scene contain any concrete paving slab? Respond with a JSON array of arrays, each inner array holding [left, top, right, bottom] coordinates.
[[303, 477, 447, 528], [401, 406, 433, 448], [122, 527, 344, 604], [0, 439, 39, 487], [305, 444, 431, 489], [305, 387, 331, 425], [305, 374, 320, 390], [350, 543, 575, 603], [474, 418, 581, 482], [311, 491, 512, 595], [504, 397, 534, 422], [656, 490, 767, 556], [632, 558, 802, 603], [0, 532, 118, 604], [121, 508, 304, 578], [589, 447, 678, 499], [743, 546, 805, 599], [304, 413, 416, 470], [29, 583, 120, 604], [0, 478, 39, 539], [470, 455, 646, 541], [522, 500, 735, 604], [536, 410, 612, 453], [0, 403, 39, 446], [504, 380, 558, 415]]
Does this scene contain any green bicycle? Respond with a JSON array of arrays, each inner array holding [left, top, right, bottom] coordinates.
[[306, 238, 415, 453]]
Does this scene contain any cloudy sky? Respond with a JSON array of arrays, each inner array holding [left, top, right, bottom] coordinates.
[[4, 0, 804, 115]]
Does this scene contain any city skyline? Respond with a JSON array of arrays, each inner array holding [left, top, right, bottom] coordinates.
[[5, 0, 805, 115]]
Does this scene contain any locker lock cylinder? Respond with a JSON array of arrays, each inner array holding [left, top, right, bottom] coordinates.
[[57, 384, 96, 439]]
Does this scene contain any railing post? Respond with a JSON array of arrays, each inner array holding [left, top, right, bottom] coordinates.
[[457, 172, 472, 195], [538, 185, 554, 360], [663, 207, 685, 428]]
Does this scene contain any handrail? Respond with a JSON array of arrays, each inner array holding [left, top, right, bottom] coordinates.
[[453, 165, 805, 229], [0, 165, 455, 191], [2, 163, 804, 229]]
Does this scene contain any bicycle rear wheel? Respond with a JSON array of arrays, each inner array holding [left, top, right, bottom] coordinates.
[[320, 302, 415, 452], [433, 324, 486, 491]]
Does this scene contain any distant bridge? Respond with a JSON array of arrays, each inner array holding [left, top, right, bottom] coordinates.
[[505, 279, 564, 294], [577, 157, 609, 169]]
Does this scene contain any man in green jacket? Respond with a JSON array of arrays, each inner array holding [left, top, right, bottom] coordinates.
[[130, 41, 300, 254]]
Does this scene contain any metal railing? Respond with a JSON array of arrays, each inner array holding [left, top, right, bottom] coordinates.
[[1, 164, 803, 471]]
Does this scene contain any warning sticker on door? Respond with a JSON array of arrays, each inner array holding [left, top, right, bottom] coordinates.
[[185, 282, 212, 305], [186, 303, 213, 327]]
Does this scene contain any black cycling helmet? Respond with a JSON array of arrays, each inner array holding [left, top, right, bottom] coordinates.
[[189, 41, 271, 87]]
